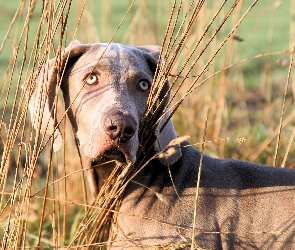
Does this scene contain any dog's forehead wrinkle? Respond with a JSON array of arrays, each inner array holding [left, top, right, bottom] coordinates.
[[73, 84, 112, 118], [98, 43, 150, 71]]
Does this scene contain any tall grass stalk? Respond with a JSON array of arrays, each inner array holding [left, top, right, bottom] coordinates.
[[0, 0, 294, 248]]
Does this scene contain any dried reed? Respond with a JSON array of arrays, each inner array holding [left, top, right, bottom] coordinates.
[[0, 0, 294, 249]]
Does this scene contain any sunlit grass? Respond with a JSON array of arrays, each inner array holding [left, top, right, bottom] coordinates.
[[0, 0, 294, 248]]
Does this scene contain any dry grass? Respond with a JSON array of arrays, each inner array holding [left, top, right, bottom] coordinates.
[[0, 0, 294, 249]]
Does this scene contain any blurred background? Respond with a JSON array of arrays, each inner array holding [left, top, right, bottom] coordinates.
[[0, 0, 294, 248]]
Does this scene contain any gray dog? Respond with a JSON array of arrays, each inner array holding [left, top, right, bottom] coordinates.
[[28, 40, 295, 249]]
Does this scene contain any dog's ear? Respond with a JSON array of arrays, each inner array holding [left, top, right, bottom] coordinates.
[[154, 83, 182, 166], [137, 46, 182, 165], [27, 40, 91, 151]]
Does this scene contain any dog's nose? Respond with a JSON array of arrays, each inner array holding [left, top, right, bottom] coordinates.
[[104, 113, 136, 141]]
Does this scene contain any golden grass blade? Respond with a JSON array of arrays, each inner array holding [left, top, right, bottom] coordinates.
[[0, 2, 24, 54], [191, 116, 207, 249], [1, 0, 293, 249], [273, 43, 295, 166]]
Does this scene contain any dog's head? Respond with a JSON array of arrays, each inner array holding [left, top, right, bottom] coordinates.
[[26, 40, 181, 196]]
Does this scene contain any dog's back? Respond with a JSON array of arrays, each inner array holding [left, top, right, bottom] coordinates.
[[112, 141, 295, 249]]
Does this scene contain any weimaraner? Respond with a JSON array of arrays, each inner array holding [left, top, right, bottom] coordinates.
[[28, 40, 295, 249]]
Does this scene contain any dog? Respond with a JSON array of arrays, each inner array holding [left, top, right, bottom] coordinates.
[[28, 40, 295, 249]]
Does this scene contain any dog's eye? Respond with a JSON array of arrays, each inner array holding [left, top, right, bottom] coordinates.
[[85, 74, 98, 85], [137, 80, 150, 91]]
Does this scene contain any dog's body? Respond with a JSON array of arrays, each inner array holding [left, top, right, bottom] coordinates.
[[28, 41, 295, 249], [115, 143, 295, 249]]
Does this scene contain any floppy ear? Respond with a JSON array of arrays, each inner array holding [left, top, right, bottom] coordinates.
[[154, 83, 182, 165], [27, 40, 91, 151], [138, 46, 182, 165]]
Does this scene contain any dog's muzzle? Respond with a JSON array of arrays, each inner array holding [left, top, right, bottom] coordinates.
[[103, 110, 137, 142]]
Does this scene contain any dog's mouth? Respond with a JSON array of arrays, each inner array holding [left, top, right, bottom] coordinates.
[[103, 147, 127, 163], [91, 146, 130, 166], [89, 146, 129, 191]]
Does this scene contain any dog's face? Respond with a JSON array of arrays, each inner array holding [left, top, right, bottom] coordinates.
[[61, 43, 156, 165], [27, 40, 181, 196]]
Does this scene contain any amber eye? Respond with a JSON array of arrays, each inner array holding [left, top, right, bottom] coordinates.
[[137, 80, 150, 91], [85, 74, 98, 85]]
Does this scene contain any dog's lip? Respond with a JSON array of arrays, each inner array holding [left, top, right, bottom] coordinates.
[[103, 147, 127, 162], [92, 144, 133, 165]]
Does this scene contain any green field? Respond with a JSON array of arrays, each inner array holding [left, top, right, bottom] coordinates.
[[0, 0, 292, 74], [0, 0, 294, 248]]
